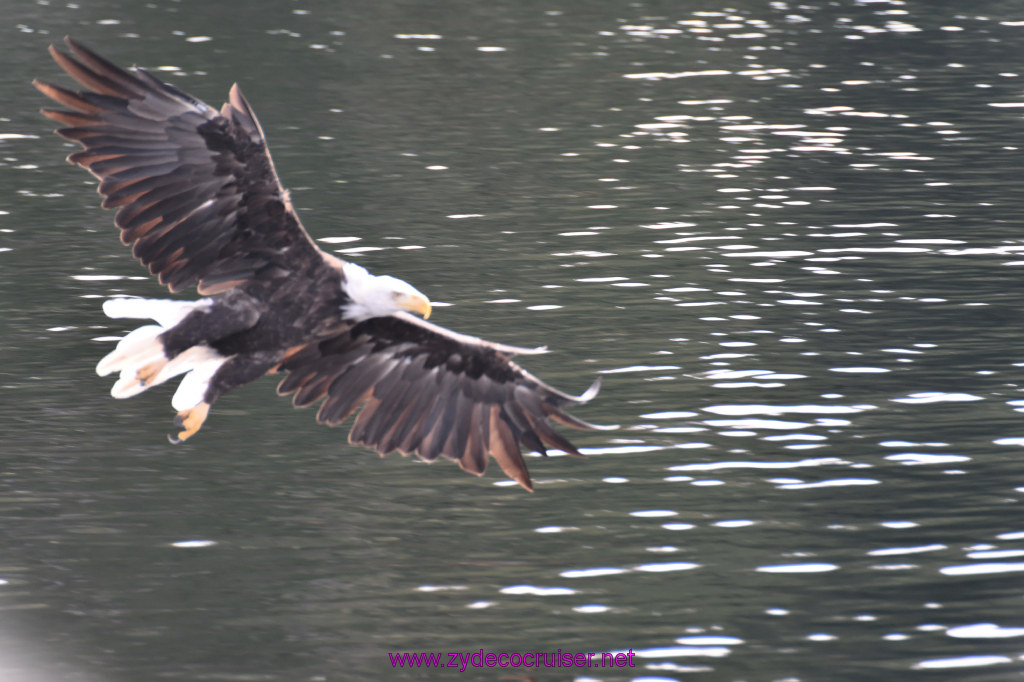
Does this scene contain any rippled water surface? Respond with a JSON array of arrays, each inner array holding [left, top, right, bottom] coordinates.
[[5, 1, 1024, 680]]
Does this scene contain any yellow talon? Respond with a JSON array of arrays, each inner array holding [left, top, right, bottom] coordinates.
[[136, 359, 166, 386], [170, 402, 210, 443]]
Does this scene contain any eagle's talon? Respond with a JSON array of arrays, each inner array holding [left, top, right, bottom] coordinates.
[[136, 359, 165, 387], [173, 402, 210, 443]]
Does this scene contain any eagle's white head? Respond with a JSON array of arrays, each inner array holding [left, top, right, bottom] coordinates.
[[341, 261, 432, 322]]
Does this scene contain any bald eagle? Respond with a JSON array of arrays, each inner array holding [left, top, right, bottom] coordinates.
[[35, 37, 608, 491]]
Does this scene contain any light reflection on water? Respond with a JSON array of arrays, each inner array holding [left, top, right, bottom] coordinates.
[[6, 1, 1024, 681]]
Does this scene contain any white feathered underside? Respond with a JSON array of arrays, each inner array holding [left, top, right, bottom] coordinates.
[[96, 297, 226, 409]]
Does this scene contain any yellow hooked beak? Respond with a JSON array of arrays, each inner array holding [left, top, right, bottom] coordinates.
[[397, 291, 432, 319]]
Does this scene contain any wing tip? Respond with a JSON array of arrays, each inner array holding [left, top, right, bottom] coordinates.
[[551, 377, 617, 431], [502, 467, 534, 492], [582, 420, 619, 431], [60, 35, 97, 62], [577, 376, 602, 402], [32, 78, 59, 99]]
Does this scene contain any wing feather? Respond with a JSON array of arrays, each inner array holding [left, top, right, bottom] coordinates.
[[277, 315, 605, 491], [442, 391, 473, 464], [35, 37, 325, 294], [487, 409, 528, 488], [354, 359, 416, 444], [383, 385, 442, 454], [407, 373, 457, 462]]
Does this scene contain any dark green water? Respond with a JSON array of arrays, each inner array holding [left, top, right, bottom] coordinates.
[[4, 1, 1024, 680]]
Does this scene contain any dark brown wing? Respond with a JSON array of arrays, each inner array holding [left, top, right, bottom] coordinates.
[[275, 312, 607, 491], [34, 36, 324, 294]]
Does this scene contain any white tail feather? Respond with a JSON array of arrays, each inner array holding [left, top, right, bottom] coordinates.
[[97, 297, 227, 405], [97, 325, 164, 377], [102, 297, 212, 328]]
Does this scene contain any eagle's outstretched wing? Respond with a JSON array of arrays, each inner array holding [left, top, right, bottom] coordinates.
[[277, 312, 608, 492], [34, 36, 324, 294]]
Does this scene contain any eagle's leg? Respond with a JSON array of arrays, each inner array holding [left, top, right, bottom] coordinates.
[[169, 350, 283, 443], [158, 290, 262, 357]]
